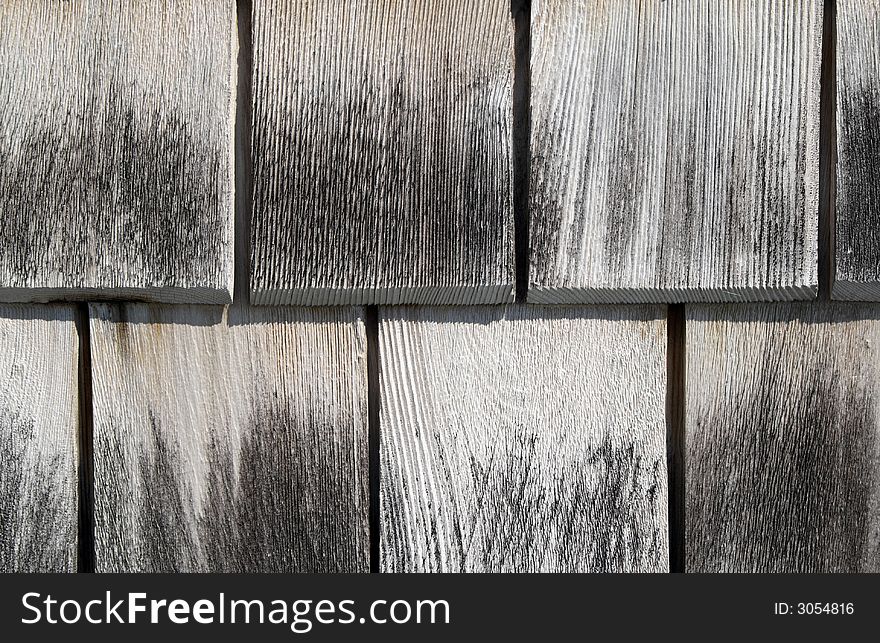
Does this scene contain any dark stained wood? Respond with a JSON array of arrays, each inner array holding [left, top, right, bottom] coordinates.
[[0, 304, 79, 572], [529, 0, 822, 303], [380, 305, 668, 572], [0, 0, 236, 303], [250, 0, 515, 305], [89, 304, 369, 572], [687, 303, 880, 572], [834, 0, 880, 300]]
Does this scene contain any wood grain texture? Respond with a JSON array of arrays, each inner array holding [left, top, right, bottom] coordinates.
[[529, 0, 822, 303], [0, 305, 78, 572], [250, 0, 514, 306], [0, 0, 236, 303], [380, 305, 668, 572], [89, 304, 369, 573], [835, 0, 880, 300], [687, 303, 880, 572]]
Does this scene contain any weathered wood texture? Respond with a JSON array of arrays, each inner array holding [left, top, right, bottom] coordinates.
[[250, 0, 514, 305], [380, 306, 668, 572], [0, 305, 79, 572], [687, 304, 880, 572], [529, 0, 822, 303], [89, 304, 369, 572], [0, 1, 236, 303], [835, 0, 880, 300]]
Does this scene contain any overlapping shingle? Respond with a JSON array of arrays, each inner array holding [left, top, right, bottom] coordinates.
[[0, 0, 236, 303], [250, 0, 515, 305], [530, 0, 822, 303]]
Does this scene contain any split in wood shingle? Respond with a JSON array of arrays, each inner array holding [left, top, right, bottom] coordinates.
[[0, 0, 236, 303], [529, 0, 822, 303], [250, 0, 515, 306]]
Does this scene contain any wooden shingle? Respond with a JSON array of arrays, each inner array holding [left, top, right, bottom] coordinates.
[[529, 0, 822, 303], [250, 0, 515, 305], [0, 0, 236, 303], [835, 0, 880, 300], [89, 304, 369, 572], [380, 305, 668, 572], [0, 304, 79, 572], [687, 303, 880, 572]]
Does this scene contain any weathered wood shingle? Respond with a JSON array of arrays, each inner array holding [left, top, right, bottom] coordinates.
[[835, 0, 880, 300], [0, 305, 79, 572], [380, 305, 668, 572], [89, 304, 369, 573], [250, 0, 514, 305], [687, 303, 880, 572], [529, 0, 822, 303], [0, 0, 236, 303]]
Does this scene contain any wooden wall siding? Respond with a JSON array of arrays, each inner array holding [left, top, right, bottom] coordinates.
[[89, 304, 369, 573], [687, 304, 880, 573], [835, 1, 880, 300], [0, 305, 79, 572], [250, 0, 515, 306], [0, 1, 236, 304], [380, 306, 668, 572], [529, 0, 822, 304]]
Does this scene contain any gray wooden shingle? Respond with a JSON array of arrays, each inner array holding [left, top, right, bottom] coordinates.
[[380, 305, 668, 572], [529, 0, 822, 303], [687, 303, 880, 572], [0, 304, 79, 572], [0, 0, 236, 303], [89, 304, 369, 573], [835, 0, 880, 300], [250, 0, 514, 305]]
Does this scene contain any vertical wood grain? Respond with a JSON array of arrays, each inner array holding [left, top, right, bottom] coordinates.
[[250, 0, 515, 305], [380, 306, 668, 572], [90, 304, 369, 572], [0, 0, 236, 303], [0, 305, 79, 572], [529, 0, 822, 303], [687, 303, 880, 572], [835, 0, 880, 300]]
